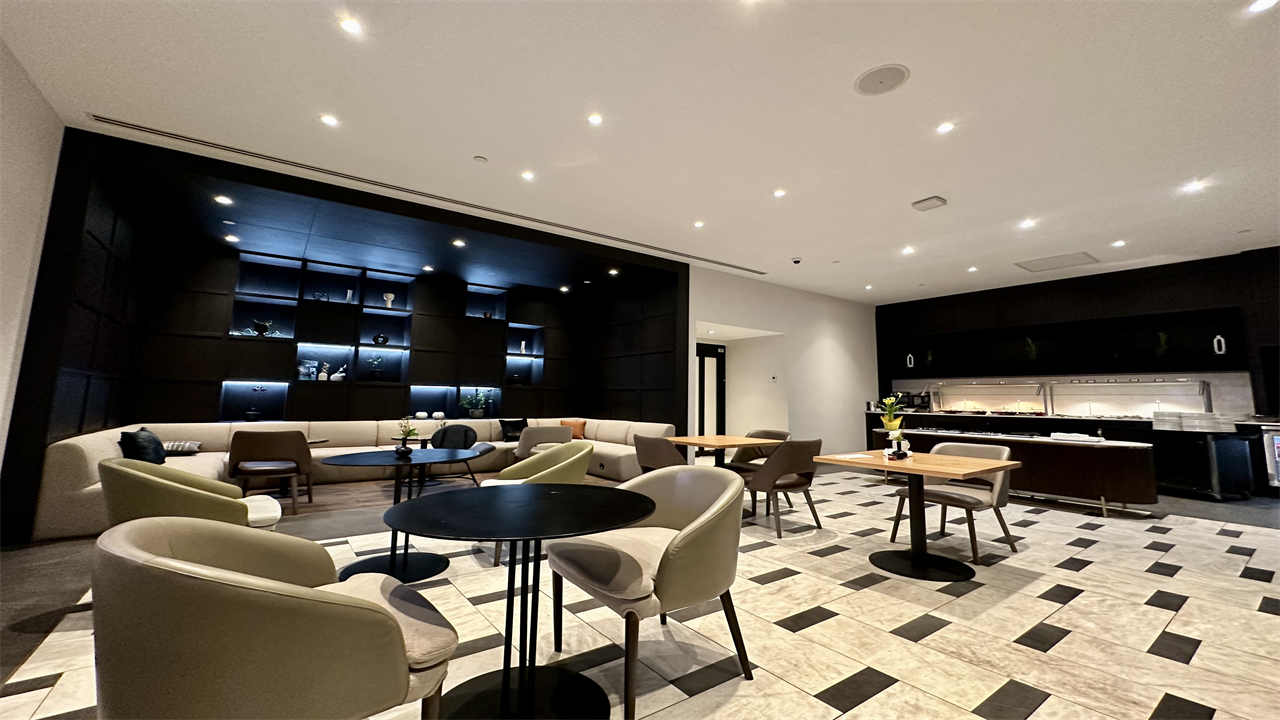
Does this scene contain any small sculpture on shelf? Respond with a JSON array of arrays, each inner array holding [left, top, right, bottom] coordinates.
[[345, 289, 354, 304], [312, 292, 329, 302], [233, 319, 285, 338], [252, 319, 272, 337], [415, 411, 429, 419], [372, 332, 389, 345], [432, 411, 445, 420], [460, 389, 490, 419], [317, 362, 330, 382], [395, 416, 418, 458], [297, 360, 318, 380], [330, 364, 347, 382], [383, 292, 395, 309], [367, 354, 384, 381]]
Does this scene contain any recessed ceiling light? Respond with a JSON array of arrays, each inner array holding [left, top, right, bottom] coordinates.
[[608, 269, 619, 276], [1111, 240, 1127, 247], [902, 247, 915, 255], [452, 239, 466, 247], [588, 113, 603, 125], [340, 18, 363, 34], [224, 235, 240, 243], [222, 220, 235, 225], [320, 114, 339, 127], [214, 195, 233, 205], [422, 265, 434, 272], [583, 280, 591, 284], [968, 266, 977, 272], [864, 285, 873, 290], [693, 221, 704, 228], [521, 171, 534, 180], [559, 286, 570, 293], [1019, 218, 1037, 229], [936, 122, 956, 134], [1248, 0, 1277, 12], [773, 189, 786, 197], [1181, 180, 1206, 193]]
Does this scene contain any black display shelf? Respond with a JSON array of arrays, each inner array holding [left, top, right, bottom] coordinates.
[[466, 284, 507, 320], [356, 346, 409, 383], [237, 255, 301, 299], [504, 355, 543, 387], [409, 385, 458, 419], [361, 308, 413, 346], [295, 343, 355, 381], [220, 380, 288, 422], [231, 297, 296, 339], [363, 271, 415, 311], [303, 262, 362, 304]]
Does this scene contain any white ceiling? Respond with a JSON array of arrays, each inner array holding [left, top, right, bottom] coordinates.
[[3, 1, 1277, 305], [695, 321, 783, 342]]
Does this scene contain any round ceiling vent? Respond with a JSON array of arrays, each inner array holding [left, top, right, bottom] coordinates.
[[855, 64, 910, 96]]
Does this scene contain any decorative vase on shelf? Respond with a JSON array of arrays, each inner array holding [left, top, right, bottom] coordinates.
[[432, 412, 445, 420], [252, 320, 271, 337], [383, 293, 395, 309], [469, 409, 484, 419], [345, 289, 354, 304], [369, 369, 384, 381], [245, 408, 261, 422], [372, 333, 389, 345], [415, 411, 429, 419], [520, 340, 527, 354]]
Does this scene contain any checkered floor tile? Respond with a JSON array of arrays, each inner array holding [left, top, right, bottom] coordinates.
[[3, 472, 1279, 720]]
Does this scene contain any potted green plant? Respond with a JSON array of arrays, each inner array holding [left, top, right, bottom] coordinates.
[[877, 392, 907, 431], [395, 416, 418, 458], [460, 389, 489, 419]]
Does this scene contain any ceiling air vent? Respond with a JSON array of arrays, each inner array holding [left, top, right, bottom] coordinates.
[[855, 64, 910, 96], [911, 196, 947, 212], [1015, 252, 1100, 272]]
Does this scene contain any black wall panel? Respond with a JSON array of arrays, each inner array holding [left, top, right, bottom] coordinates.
[[132, 381, 221, 423], [225, 339, 295, 380], [409, 350, 458, 385], [411, 315, 460, 351], [295, 300, 359, 344], [642, 315, 676, 353], [350, 386, 409, 421], [149, 290, 232, 335], [139, 334, 227, 380], [288, 384, 352, 421], [414, 275, 467, 317], [458, 353, 503, 386]]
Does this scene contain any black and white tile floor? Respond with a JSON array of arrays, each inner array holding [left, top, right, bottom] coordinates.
[[3, 471, 1278, 720]]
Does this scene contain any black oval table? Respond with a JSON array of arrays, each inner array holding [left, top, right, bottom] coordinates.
[[322, 448, 480, 582], [387, 484, 656, 720]]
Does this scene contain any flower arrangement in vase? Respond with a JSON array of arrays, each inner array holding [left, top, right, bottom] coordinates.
[[395, 416, 418, 458], [877, 392, 907, 431]]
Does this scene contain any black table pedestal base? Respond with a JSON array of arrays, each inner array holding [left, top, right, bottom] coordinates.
[[442, 666, 610, 720], [869, 549, 975, 582], [338, 552, 449, 582]]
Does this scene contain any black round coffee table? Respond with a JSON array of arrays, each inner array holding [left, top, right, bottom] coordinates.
[[323, 448, 480, 582], [388, 484, 656, 720]]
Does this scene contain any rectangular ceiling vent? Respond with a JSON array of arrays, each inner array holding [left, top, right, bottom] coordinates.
[[1015, 252, 1100, 272], [911, 196, 947, 211]]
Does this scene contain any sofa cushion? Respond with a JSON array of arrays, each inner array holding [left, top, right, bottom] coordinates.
[[317, 574, 458, 669], [594, 421, 631, 446], [442, 420, 499, 442], [165, 453, 228, 482], [626, 422, 675, 445], [586, 440, 642, 482], [118, 428, 165, 464], [309, 421, 379, 448], [545, 527, 678, 600], [499, 419, 528, 441], [146, 423, 232, 453], [561, 420, 586, 440]]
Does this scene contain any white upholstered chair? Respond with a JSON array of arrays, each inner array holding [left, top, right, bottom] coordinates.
[[99, 458, 282, 529], [513, 425, 573, 460], [546, 466, 752, 720]]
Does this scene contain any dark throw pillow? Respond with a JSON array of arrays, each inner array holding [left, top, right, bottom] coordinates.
[[499, 419, 529, 442], [119, 427, 166, 464]]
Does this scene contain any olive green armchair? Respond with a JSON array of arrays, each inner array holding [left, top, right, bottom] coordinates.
[[481, 440, 594, 564], [99, 458, 282, 529]]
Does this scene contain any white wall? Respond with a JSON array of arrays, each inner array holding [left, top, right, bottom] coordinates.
[[690, 266, 878, 454], [0, 40, 63, 459]]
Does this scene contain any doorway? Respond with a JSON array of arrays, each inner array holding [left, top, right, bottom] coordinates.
[[696, 343, 725, 455]]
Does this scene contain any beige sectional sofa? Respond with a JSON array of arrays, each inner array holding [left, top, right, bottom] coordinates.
[[33, 417, 675, 541]]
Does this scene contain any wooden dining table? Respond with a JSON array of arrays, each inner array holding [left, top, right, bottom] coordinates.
[[666, 434, 784, 467], [815, 451, 1021, 582]]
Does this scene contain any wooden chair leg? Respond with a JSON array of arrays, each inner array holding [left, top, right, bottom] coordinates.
[[964, 509, 980, 564], [720, 591, 753, 680], [771, 494, 783, 538], [802, 489, 821, 529], [493, 542, 502, 567], [553, 572, 563, 652], [939, 504, 947, 533], [784, 492, 794, 509], [993, 507, 1018, 552], [890, 496, 906, 543], [624, 612, 640, 720], [421, 686, 441, 720]]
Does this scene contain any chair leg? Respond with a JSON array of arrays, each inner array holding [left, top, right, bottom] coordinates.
[[993, 507, 1018, 553], [624, 612, 640, 720], [493, 542, 502, 567], [764, 493, 771, 517], [660, 612, 667, 625], [289, 476, 299, 515], [750, 490, 757, 515], [553, 572, 563, 653], [771, 494, 783, 538], [306, 474, 313, 503], [802, 489, 821, 529], [964, 509, 980, 564], [890, 496, 906, 543], [421, 686, 442, 720], [784, 492, 794, 508], [465, 461, 479, 487], [720, 590, 753, 680], [939, 504, 947, 534]]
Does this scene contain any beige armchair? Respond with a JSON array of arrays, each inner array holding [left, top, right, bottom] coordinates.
[[99, 458, 282, 529], [890, 442, 1019, 563], [546, 466, 752, 720], [483, 440, 594, 565], [93, 516, 457, 720], [513, 425, 573, 460]]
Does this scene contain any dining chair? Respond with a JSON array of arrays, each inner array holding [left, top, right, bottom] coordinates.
[[513, 425, 573, 460], [740, 439, 822, 538], [94, 516, 458, 719], [633, 435, 688, 473], [546, 466, 751, 720], [889, 442, 1019, 563], [422, 424, 493, 487], [227, 430, 312, 515], [722, 429, 792, 506], [481, 440, 594, 565], [99, 458, 282, 529]]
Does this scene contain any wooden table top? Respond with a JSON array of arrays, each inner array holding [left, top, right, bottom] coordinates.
[[667, 435, 786, 449], [815, 452, 1021, 480]]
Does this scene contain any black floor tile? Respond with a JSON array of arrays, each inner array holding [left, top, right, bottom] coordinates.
[[1259, 597, 1280, 616], [826, 511, 855, 520], [1145, 590, 1189, 612], [993, 534, 1025, 545], [842, 573, 890, 590], [750, 568, 800, 585], [857, 501, 884, 507], [1149, 693, 1215, 720], [1014, 623, 1071, 652], [851, 528, 885, 537], [565, 598, 605, 614], [1217, 529, 1243, 538], [468, 588, 528, 605], [1077, 522, 1103, 531], [939, 580, 984, 598], [669, 656, 749, 696], [1144, 541, 1175, 552], [890, 614, 951, 642], [947, 516, 969, 525], [812, 498, 832, 504], [1056, 558, 1092, 572], [1024, 508, 1050, 515], [1038, 584, 1084, 604], [979, 553, 1009, 566], [1146, 562, 1182, 577], [667, 599, 721, 624], [809, 545, 850, 558], [454, 634, 506, 659], [817, 481, 839, 486], [1147, 631, 1201, 664], [925, 531, 951, 541], [836, 490, 859, 496], [738, 541, 773, 553], [1146, 526, 1172, 535], [0, 673, 61, 697], [1011, 519, 1038, 528], [972, 679, 1050, 720], [775, 606, 839, 633], [784, 523, 818, 534], [1066, 537, 1098, 549], [549, 643, 626, 675], [1226, 545, 1256, 557], [1241, 567, 1275, 583], [814, 667, 898, 713]]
